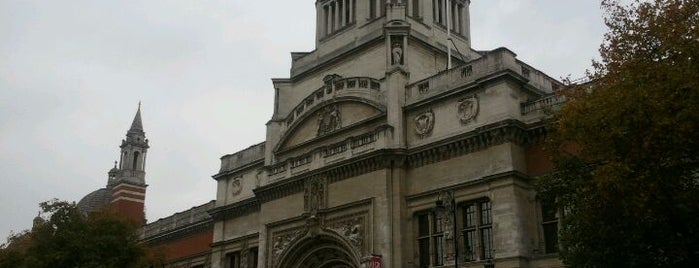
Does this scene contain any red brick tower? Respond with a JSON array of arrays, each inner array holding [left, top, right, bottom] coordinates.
[[108, 103, 149, 224]]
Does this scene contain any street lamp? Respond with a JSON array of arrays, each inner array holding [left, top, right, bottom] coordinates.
[[435, 191, 458, 268]]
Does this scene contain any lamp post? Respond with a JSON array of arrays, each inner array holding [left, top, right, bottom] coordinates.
[[484, 258, 495, 268], [435, 191, 458, 268]]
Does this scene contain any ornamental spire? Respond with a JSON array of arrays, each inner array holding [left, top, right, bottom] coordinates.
[[128, 102, 143, 134]]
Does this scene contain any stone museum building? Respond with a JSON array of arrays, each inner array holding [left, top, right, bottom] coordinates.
[[78, 1, 568, 267]]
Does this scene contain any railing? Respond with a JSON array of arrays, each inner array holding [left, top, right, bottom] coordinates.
[[405, 48, 560, 105], [141, 201, 215, 239], [266, 127, 391, 182], [521, 94, 568, 115], [218, 143, 265, 174]]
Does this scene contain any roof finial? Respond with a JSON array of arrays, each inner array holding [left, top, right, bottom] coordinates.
[[138, 101, 141, 110], [114, 161, 117, 168]]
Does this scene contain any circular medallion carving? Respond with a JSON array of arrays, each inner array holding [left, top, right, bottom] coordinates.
[[457, 96, 478, 124], [414, 110, 435, 138], [229, 177, 242, 196]]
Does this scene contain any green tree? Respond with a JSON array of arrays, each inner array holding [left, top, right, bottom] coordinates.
[[0, 199, 159, 268], [535, 0, 699, 267]]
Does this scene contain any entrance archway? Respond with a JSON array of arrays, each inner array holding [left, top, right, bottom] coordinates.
[[277, 234, 360, 268]]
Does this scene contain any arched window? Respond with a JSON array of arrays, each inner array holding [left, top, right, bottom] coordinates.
[[121, 152, 128, 169], [133, 151, 140, 170]]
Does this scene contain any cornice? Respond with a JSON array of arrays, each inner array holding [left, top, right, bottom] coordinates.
[[142, 219, 213, 244], [208, 198, 261, 221], [212, 159, 264, 180], [210, 233, 260, 248], [405, 170, 531, 202], [218, 120, 547, 214]]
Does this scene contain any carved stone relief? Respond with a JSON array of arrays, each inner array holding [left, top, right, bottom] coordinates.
[[317, 104, 342, 136], [326, 216, 364, 254], [229, 177, 242, 197], [414, 110, 435, 138], [457, 96, 479, 124], [272, 229, 304, 264]]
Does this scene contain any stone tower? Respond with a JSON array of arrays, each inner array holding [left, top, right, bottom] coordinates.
[[108, 103, 149, 224]]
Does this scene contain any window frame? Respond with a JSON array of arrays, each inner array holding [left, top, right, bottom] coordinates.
[[460, 199, 493, 262], [415, 211, 446, 267], [540, 201, 560, 254]]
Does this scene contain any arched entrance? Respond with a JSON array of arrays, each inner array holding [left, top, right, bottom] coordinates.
[[277, 234, 360, 268]]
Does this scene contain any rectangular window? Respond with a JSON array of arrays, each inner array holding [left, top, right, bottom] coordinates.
[[369, 0, 376, 19], [541, 202, 559, 253], [461, 199, 493, 261], [227, 252, 241, 268], [247, 247, 259, 268], [416, 212, 445, 267]]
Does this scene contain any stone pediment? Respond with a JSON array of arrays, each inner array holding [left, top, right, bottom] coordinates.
[[276, 99, 385, 153], [275, 75, 387, 153]]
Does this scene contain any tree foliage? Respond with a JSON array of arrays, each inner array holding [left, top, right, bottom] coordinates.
[[0, 199, 159, 268], [536, 0, 699, 267]]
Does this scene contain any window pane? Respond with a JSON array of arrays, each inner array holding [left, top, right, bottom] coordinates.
[[481, 227, 493, 259], [418, 238, 430, 268], [434, 214, 444, 233], [481, 201, 492, 225], [463, 230, 477, 261], [228, 252, 241, 268], [418, 214, 430, 236], [247, 248, 258, 268], [464, 204, 476, 227], [434, 236, 445, 266], [543, 222, 559, 253]]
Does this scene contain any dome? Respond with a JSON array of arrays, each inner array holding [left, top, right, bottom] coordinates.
[[77, 188, 111, 214]]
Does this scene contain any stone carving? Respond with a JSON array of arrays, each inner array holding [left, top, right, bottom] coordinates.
[[317, 104, 341, 136], [272, 230, 303, 263], [457, 96, 479, 124], [414, 110, 435, 138], [304, 177, 326, 215], [391, 41, 403, 65], [229, 177, 242, 197], [327, 217, 364, 253]]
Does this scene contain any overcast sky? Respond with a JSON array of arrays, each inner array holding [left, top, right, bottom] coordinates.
[[0, 0, 606, 240]]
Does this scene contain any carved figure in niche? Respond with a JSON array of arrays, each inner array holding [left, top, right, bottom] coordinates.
[[304, 177, 325, 215], [414, 110, 435, 138], [457, 96, 479, 124], [317, 104, 341, 136], [391, 42, 403, 65]]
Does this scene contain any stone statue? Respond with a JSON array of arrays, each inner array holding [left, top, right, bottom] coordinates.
[[391, 42, 403, 65]]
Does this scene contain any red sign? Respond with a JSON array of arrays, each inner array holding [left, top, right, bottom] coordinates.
[[368, 255, 382, 268]]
